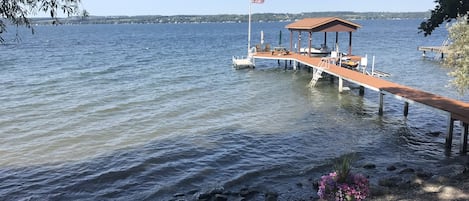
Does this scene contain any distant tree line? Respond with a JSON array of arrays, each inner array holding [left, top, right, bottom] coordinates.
[[30, 12, 431, 25]]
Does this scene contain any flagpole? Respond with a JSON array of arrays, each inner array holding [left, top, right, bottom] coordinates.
[[248, 0, 252, 56]]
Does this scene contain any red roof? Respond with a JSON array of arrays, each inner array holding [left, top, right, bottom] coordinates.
[[286, 17, 361, 32]]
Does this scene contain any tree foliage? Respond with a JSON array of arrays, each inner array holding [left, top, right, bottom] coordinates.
[[445, 15, 469, 94], [419, 0, 469, 36], [0, 0, 83, 43]]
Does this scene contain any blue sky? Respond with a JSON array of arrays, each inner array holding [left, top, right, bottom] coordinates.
[[80, 0, 437, 16]]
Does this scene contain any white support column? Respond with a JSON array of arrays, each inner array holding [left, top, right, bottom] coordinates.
[[338, 77, 343, 93]]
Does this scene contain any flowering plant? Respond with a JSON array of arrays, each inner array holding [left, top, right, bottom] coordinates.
[[317, 158, 369, 201]]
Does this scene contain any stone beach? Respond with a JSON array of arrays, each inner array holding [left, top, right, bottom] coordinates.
[[170, 157, 469, 201]]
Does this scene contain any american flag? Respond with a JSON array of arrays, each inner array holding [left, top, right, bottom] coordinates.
[[251, 0, 264, 4]]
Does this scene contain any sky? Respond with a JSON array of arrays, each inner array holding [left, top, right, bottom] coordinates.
[[79, 0, 437, 16]]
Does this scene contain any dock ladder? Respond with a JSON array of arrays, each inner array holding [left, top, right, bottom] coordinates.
[[310, 55, 334, 88], [309, 67, 325, 87], [434, 38, 450, 60], [317, 58, 330, 69]]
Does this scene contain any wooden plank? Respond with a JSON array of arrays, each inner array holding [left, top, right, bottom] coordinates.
[[418, 46, 449, 54]]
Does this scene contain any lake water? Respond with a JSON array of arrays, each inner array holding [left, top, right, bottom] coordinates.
[[1, 19, 468, 200]]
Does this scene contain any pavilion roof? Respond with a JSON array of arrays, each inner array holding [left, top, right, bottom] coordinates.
[[285, 17, 361, 32]]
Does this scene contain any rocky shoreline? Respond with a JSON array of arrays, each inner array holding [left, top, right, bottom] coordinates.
[[366, 161, 469, 201], [171, 187, 282, 201], [168, 157, 469, 201]]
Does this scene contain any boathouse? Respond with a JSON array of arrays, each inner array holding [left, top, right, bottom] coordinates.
[[286, 17, 361, 56]]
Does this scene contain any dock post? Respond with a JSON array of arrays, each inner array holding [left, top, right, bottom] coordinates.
[[404, 102, 409, 117], [338, 77, 343, 93], [461, 122, 468, 154], [379, 93, 384, 116], [446, 117, 455, 150], [359, 86, 365, 96], [293, 60, 297, 70]]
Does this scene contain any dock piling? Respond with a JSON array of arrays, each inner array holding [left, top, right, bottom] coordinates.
[[404, 102, 409, 117], [461, 122, 469, 154], [446, 117, 455, 150], [379, 93, 384, 116], [338, 77, 344, 93], [359, 86, 365, 96]]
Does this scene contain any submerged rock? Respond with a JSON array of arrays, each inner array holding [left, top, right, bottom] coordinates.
[[363, 163, 377, 169], [265, 192, 278, 201], [214, 194, 228, 201], [386, 165, 397, 171], [416, 171, 433, 180], [399, 168, 415, 174], [427, 131, 442, 137], [296, 182, 303, 188]]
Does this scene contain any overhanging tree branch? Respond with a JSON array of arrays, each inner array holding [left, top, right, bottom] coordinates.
[[419, 0, 469, 36], [0, 0, 84, 43]]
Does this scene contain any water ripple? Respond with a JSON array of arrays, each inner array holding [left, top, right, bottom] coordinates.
[[0, 21, 467, 200]]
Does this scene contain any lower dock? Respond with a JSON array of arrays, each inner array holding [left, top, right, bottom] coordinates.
[[418, 46, 449, 59], [253, 52, 469, 154]]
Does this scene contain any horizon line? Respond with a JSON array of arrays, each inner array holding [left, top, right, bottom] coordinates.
[[30, 10, 430, 19]]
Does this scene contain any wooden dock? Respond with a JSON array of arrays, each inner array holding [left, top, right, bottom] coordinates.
[[253, 52, 469, 153], [418, 46, 449, 59]]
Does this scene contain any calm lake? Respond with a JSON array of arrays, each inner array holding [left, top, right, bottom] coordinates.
[[0, 19, 468, 200]]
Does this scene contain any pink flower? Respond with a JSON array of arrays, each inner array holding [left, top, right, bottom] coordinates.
[[317, 172, 369, 201]]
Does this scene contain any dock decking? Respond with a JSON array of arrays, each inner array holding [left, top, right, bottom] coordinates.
[[418, 46, 449, 59], [253, 52, 469, 153]]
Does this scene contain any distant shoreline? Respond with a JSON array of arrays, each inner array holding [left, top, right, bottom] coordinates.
[[31, 11, 430, 25]]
